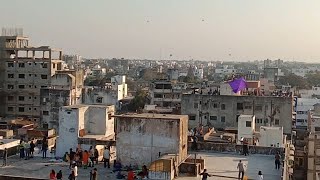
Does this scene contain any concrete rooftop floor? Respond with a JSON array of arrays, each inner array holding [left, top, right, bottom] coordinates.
[[178, 152, 282, 180], [0, 151, 281, 180]]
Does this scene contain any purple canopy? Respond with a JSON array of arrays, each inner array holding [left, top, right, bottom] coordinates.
[[228, 77, 247, 93]]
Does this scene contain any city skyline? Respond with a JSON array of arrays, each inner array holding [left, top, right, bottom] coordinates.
[[1, 0, 320, 62]]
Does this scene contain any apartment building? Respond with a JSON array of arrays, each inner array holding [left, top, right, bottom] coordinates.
[[0, 33, 63, 123], [82, 75, 128, 110], [40, 70, 84, 129], [149, 80, 187, 113], [181, 93, 293, 134], [307, 103, 320, 180]]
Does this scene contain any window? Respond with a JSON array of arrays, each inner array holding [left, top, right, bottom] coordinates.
[[221, 116, 226, 122], [221, 104, 226, 110], [315, 127, 320, 132], [210, 116, 217, 121], [7, 107, 13, 112], [297, 111, 304, 114], [18, 74, 25, 78], [18, 107, 25, 112], [18, 96, 25, 101], [275, 119, 280, 125], [7, 62, 14, 67], [7, 96, 14, 101], [29, 97, 32, 99], [18, 63, 25, 68], [237, 103, 243, 110], [7, 85, 14, 89], [53, 63, 56, 68], [154, 94, 162, 98], [213, 103, 218, 108], [29, 74, 32, 77], [34, 96, 37, 100], [7, 74, 14, 78], [18, 85, 25, 89], [41, 75, 48, 79], [246, 121, 252, 127], [189, 115, 196, 121], [96, 97, 103, 103], [34, 108, 37, 111], [255, 105, 262, 111], [108, 113, 112, 120], [255, 119, 263, 124], [297, 119, 304, 123], [194, 103, 198, 109], [42, 63, 48, 68]]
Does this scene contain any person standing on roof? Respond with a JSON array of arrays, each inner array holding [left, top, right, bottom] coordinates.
[[200, 169, 211, 180], [3, 148, 7, 166], [237, 160, 246, 180]]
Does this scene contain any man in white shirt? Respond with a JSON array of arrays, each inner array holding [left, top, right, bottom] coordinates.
[[72, 162, 78, 179], [237, 160, 246, 180], [103, 146, 110, 168]]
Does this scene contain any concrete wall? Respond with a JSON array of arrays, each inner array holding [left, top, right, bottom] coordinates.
[[259, 126, 284, 147], [181, 94, 293, 134], [84, 106, 114, 136], [189, 141, 283, 155], [82, 88, 119, 108], [57, 105, 114, 157], [57, 106, 86, 157], [237, 115, 255, 143], [116, 116, 188, 166]]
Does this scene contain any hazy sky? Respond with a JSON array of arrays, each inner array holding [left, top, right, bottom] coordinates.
[[1, 0, 320, 62]]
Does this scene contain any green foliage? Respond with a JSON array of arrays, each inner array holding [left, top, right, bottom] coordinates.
[[178, 76, 198, 83], [127, 89, 148, 112], [306, 72, 320, 87], [278, 73, 308, 89]]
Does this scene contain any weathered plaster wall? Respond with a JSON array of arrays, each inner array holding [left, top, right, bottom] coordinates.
[[116, 117, 185, 166], [56, 106, 87, 157]]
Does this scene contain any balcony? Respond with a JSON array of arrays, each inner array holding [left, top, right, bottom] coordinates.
[[153, 89, 172, 93]]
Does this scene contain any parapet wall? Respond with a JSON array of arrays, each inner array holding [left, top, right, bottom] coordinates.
[[189, 141, 283, 155], [0, 175, 45, 180]]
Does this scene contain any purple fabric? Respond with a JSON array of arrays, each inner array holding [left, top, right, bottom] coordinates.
[[228, 77, 247, 93]]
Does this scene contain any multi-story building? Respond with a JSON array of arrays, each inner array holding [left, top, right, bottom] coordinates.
[[40, 70, 84, 130], [0, 33, 63, 123], [263, 67, 284, 82], [149, 80, 187, 113], [82, 75, 128, 109], [181, 93, 293, 134], [307, 103, 320, 180], [295, 98, 320, 129]]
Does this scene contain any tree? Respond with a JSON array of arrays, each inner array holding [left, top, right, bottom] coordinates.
[[127, 89, 148, 112], [278, 73, 309, 89], [306, 72, 320, 87], [178, 76, 198, 83]]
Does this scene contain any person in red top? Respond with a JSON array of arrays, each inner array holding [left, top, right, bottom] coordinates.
[[49, 169, 56, 180], [127, 168, 135, 180]]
